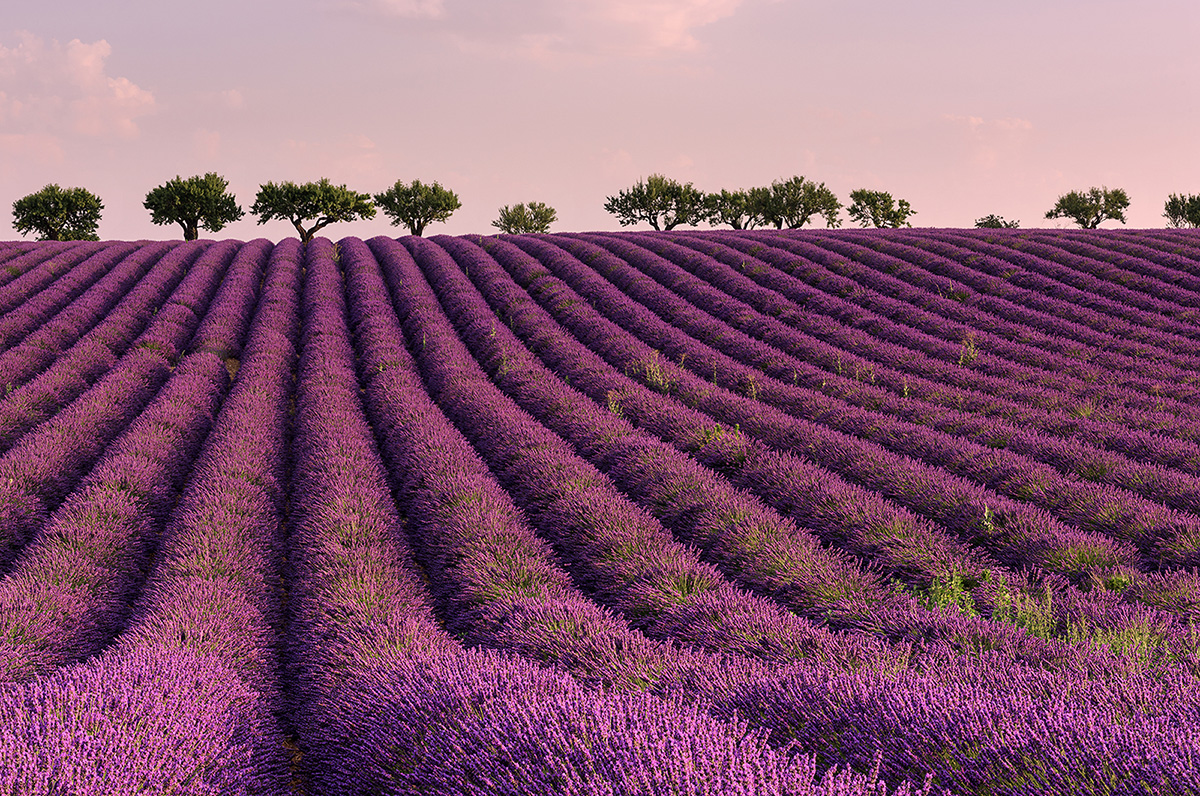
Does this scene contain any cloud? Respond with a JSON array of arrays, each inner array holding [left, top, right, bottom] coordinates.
[[357, 0, 757, 59], [597, 146, 634, 175], [0, 132, 64, 164], [193, 129, 221, 160], [347, 0, 446, 19], [0, 32, 155, 140], [672, 152, 696, 170], [944, 115, 1033, 134], [943, 113, 1034, 169], [271, 134, 386, 184], [587, 0, 748, 53], [994, 117, 1034, 132]]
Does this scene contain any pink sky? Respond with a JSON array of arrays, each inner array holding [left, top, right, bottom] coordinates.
[[1, 0, 1197, 240]]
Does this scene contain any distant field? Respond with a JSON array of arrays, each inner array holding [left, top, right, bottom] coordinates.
[[0, 229, 1198, 795]]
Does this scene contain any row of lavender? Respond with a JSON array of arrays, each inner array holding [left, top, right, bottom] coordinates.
[[694, 229, 1200, 442], [357, 231, 1200, 793], [551, 231, 1200, 579], [0, 230, 1198, 793], [296, 237, 907, 795], [290, 229, 1200, 790], [0, 237, 909, 794], [461, 231, 1200, 651]]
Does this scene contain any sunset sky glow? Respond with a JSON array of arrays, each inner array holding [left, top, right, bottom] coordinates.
[[1, 0, 1197, 240]]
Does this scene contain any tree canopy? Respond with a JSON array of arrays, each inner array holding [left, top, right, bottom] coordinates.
[[703, 188, 770, 230], [144, 173, 243, 240], [1163, 193, 1200, 228], [974, 214, 1020, 229], [1044, 187, 1129, 229], [760, 176, 842, 229], [12, 184, 104, 241], [604, 174, 707, 231], [374, 179, 461, 236], [493, 201, 557, 234], [847, 189, 916, 228], [250, 179, 375, 243]]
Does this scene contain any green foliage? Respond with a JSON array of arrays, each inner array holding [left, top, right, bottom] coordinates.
[[1097, 569, 1135, 592], [373, 178, 461, 236], [250, 178, 375, 243], [604, 174, 707, 231], [759, 176, 842, 229], [1044, 186, 1129, 228], [12, 184, 103, 241], [990, 585, 1057, 639], [143, 173, 243, 240], [918, 573, 979, 616], [846, 189, 916, 228], [1163, 193, 1200, 228], [957, 333, 979, 366], [636, 351, 676, 394], [605, 390, 624, 418], [974, 214, 1019, 228], [692, 423, 738, 447], [703, 188, 769, 230], [492, 201, 556, 234]]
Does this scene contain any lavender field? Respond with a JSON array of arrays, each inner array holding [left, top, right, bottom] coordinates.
[[1, 228, 1199, 795]]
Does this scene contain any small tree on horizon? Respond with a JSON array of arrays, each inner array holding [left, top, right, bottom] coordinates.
[[374, 179, 461, 236], [604, 174, 707, 231], [12, 184, 104, 241], [250, 178, 375, 243], [493, 201, 557, 234], [1044, 186, 1129, 228], [144, 173, 243, 240], [974, 214, 1020, 229], [704, 188, 770, 230], [760, 176, 842, 229], [847, 189, 916, 228], [1163, 193, 1200, 228]]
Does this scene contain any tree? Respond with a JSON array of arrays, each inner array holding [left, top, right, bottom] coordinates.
[[493, 201, 557, 234], [704, 188, 770, 230], [250, 178, 375, 243], [1044, 186, 1129, 228], [847, 189, 916, 228], [12, 184, 103, 241], [974, 214, 1020, 229], [760, 176, 842, 229], [374, 179, 461, 236], [143, 173, 243, 240], [604, 174, 707, 231], [1163, 193, 1200, 228]]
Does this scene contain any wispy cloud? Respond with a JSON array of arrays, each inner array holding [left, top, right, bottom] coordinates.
[[271, 134, 387, 185], [346, 0, 446, 19], [586, 0, 749, 53], [193, 129, 222, 160], [353, 0, 760, 59], [0, 132, 64, 164], [943, 113, 1034, 169]]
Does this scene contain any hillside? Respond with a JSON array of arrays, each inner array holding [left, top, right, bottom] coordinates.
[[0, 228, 1198, 795]]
